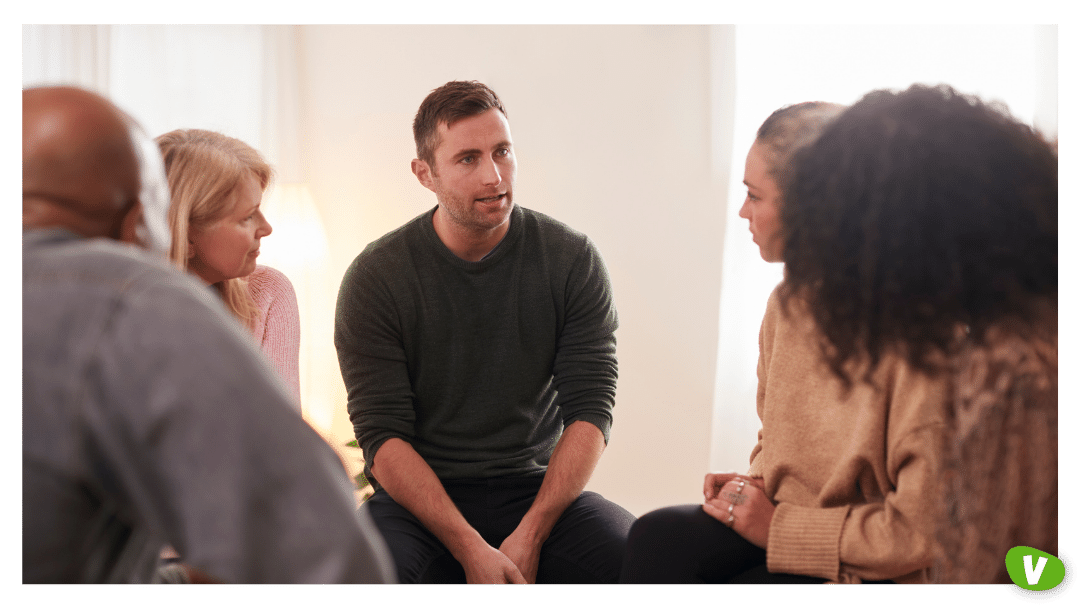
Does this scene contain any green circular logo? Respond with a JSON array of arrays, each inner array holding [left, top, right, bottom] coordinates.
[[1005, 546, 1065, 591]]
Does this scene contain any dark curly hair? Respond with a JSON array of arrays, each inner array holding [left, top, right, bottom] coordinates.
[[779, 84, 1057, 384]]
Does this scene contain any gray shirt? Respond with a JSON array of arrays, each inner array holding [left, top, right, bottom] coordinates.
[[23, 229, 395, 583]]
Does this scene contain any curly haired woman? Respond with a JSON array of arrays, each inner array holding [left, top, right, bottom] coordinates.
[[781, 84, 1057, 583]]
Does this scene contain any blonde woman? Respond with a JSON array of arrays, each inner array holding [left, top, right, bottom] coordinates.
[[157, 129, 302, 412]]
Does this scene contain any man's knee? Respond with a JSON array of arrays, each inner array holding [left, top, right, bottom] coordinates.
[[361, 492, 456, 583], [539, 492, 635, 583], [563, 491, 635, 548]]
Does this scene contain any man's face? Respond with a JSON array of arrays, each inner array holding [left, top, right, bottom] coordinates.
[[421, 108, 516, 236]]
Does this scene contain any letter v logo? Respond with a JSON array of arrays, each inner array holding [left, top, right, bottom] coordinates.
[[1023, 554, 1048, 585]]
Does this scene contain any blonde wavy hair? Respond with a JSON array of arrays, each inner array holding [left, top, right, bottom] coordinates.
[[156, 129, 272, 330]]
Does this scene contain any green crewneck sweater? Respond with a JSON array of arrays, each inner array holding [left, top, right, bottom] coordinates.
[[335, 205, 618, 488]]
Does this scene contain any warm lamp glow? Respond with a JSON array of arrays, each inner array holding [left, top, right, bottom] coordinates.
[[260, 183, 331, 272], [258, 183, 338, 435]]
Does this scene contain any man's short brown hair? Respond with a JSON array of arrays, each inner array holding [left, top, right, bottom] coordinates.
[[413, 80, 507, 169]]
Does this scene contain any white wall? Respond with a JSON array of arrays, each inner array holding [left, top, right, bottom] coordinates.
[[22, 23, 1057, 520], [297, 25, 733, 516]]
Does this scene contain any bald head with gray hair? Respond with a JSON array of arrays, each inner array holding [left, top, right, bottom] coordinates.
[[23, 86, 171, 253]]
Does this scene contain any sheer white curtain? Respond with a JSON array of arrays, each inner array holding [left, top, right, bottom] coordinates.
[[709, 24, 1059, 471], [23, 25, 268, 154], [22, 24, 337, 434]]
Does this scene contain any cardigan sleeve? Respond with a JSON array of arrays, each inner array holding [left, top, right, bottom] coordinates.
[[746, 300, 773, 477], [247, 265, 302, 413], [765, 362, 946, 583]]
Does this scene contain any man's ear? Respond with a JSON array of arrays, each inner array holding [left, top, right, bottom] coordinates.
[[411, 158, 436, 192], [118, 201, 145, 248]]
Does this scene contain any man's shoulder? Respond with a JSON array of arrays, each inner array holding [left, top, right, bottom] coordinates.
[[24, 229, 224, 321], [25, 229, 180, 285], [516, 206, 593, 256], [351, 208, 433, 268], [518, 206, 586, 239]]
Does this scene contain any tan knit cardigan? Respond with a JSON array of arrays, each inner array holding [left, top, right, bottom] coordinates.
[[747, 286, 949, 583]]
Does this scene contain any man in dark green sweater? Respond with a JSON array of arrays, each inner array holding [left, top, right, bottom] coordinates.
[[335, 80, 635, 583]]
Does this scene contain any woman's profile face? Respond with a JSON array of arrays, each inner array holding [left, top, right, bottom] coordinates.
[[738, 141, 784, 263], [187, 171, 272, 284]]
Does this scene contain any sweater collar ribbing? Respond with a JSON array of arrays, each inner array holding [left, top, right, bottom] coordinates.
[[421, 204, 524, 271]]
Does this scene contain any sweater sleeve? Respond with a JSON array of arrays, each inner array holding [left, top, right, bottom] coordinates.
[[765, 363, 945, 583], [248, 266, 302, 412], [95, 271, 395, 583], [334, 256, 416, 475], [747, 298, 774, 477], [551, 237, 619, 442]]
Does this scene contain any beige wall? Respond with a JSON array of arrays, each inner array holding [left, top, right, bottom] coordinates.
[[297, 25, 734, 516]]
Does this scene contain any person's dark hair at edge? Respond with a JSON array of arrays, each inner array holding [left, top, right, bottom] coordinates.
[[413, 80, 507, 170], [755, 100, 846, 196], [779, 83, 1057, 386]]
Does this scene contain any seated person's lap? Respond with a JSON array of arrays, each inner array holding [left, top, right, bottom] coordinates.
[[363, 477, 634, 583], [621, 504, 825, 583]]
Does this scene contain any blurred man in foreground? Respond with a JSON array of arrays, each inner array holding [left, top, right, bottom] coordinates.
[[23, 86, 395, 583]]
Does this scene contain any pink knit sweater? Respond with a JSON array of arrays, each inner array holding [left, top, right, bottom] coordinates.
[[247, 265, 302, 413]]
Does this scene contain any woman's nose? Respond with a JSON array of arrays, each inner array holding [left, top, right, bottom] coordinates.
[[259, 213, 273, 237], [738, 199, 751, 220]]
